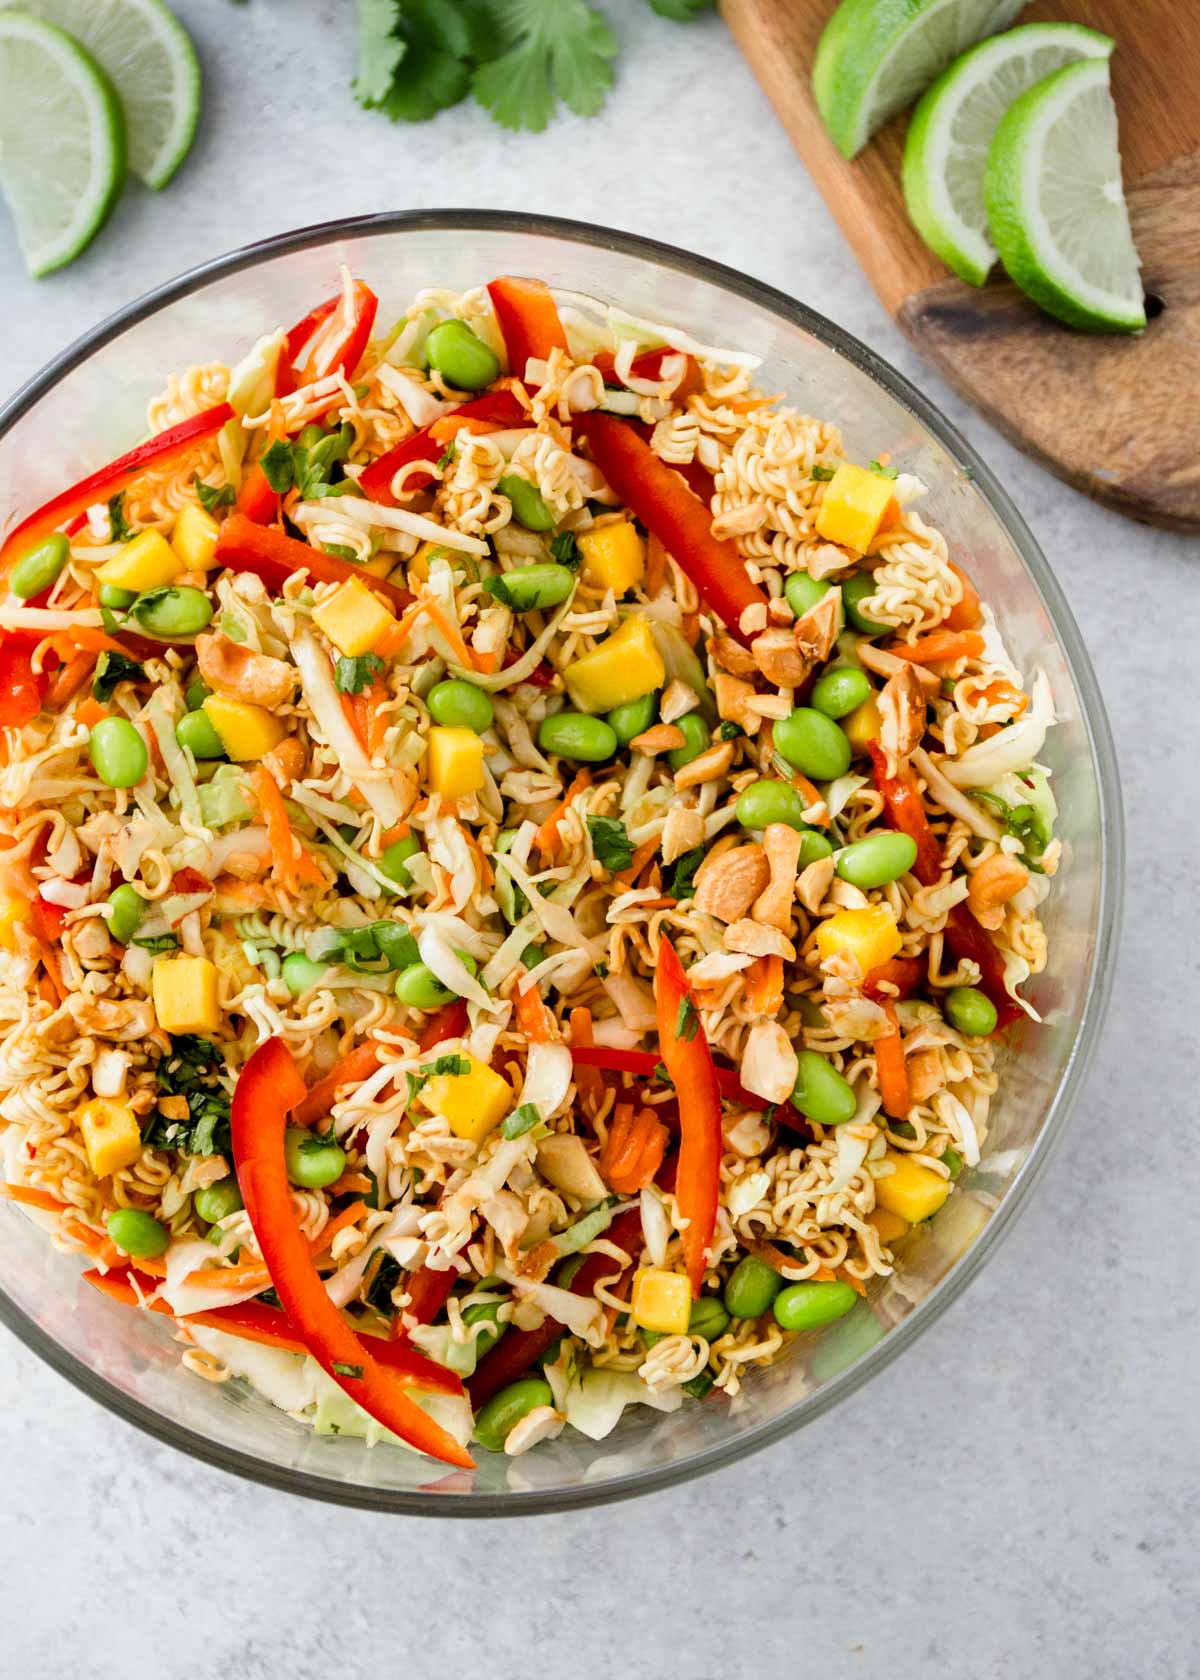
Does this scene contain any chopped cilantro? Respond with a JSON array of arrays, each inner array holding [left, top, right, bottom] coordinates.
[[331, 1361, 365, 1379], [131, 932, 180, 954], [437, 444, 457, 470], [586, 815, 633, 872], [868, 459, 899, 480], [194, 477, 235, 515], [668, 845, 705, 900], [550, 530, 581, 569], [810, 463, 837, 482], [92, 650, 145, 703], [334, 653, 385, 694], [107, 492, 134, 542], [649, 0, 713, 15], [259, 438, 296, 494], [675, 995, 699, 1043], [144, 1037, 232, 1158], [717, 720, 743, 740], [502, 1103, 542, 1140], [367, 1252, 402, 1311]]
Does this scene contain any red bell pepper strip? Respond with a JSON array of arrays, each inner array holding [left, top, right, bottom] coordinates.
[[867, 740, 944, 888], [283, 278, 379, 389], [654, 936, 723, 1296], [466, 1207, 645, 1408], [231, 1036, 473, 1467], [234, 463, 280, 525], [575, 412, 770, 645], [357, 387, 527, 506], [403, 1265, 458, 1329], [486, 276, 568, 376], [569, 1044, 810, 1134], [82, 1267, 462, 1394], [294, 1040, 382, 1129], [30, 895, 68, 943], [213, 512, 413, 614], [0, 403, 233, 576], [417, 998, 470, 1054], [863, 955, 925, 1002], [0, 637, 46, 727], [943, 905, 1023, 1031]]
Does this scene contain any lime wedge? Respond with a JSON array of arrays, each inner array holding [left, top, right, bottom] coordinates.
[[813, 0, 1025, 160], [6, 0, 200, 189], [985, 57, 1145, 333], [0, 12, 126, 276], [902, 24, 1113, 286]]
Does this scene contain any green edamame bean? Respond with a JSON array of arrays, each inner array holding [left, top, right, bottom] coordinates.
[[735, 779, 809, 832], [10, 532, 69, 600], [99, 583, 137, 610], [463, 1300, 508, 1362], [774, 706, 851, 781], [194, 1178, 243, 1225], [606, 692, 657, 747], [798, 828, 835, 867], [941, 1145, 964, 1179], [131, 586, 213, 639], [283, 1125, 346, 1190], [773, 1279, 858, 1332], [185, 679, 212, 712], [498, 475, 556, 533], [723, 1255, 782, 1320], [688, 1295, 731, 1341], [380, 834, 421, 887], [474, 1376, 553, 1453], [428, 678, 494, 734], [810, 665, 872, 720], [426, 319, 501, 391], [106, 883, 147, 944], [537, 712, 617, 763], [792, 1050, 857, 1126], [944, 986, 998, 1037], [395, 953, 476, 1009], [281, 952, 330, 996], [176, 709, 226, 760], [842, 573, 889, 636], [492, 560, 573, 608], [667, 712, 709, 772], [106, 1207, 169, 1259], [89, 717, 148, 789], [836, 830, 918, 889], [784, 571, 830, 619]]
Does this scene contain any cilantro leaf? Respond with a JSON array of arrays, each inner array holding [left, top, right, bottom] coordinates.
[[668, 845, 705, 899], [810, 463, 837, 482], [674, 995, 699, 1043], [367, 1252, 402, 1311], [717, 720, 743, 740], [107, 492, 134, 543], [92, 650, 145, 703], [380, 35, 472, 121], [355, 0, 407, 105], [144, 1037, 232, 1158], [550, 530, 580, 569], [194, 477, 235, 515], [648, 0, 713, 16], [586, 815, 633, 873], [259, 439, 296, 494], [332, 1361, 365, 1379], [132, 932, 180, 954], [335, 653, 385, 694], [868, 459, 899, 479], [473, 0, 616, 133]]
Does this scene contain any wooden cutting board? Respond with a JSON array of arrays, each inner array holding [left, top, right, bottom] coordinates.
[[721, 0, 1200, 532]]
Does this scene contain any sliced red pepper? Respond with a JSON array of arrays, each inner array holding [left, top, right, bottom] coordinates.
[[654, 936, 723, 1296], [943, 905, 1024, 1031], [867, 739, 944, 888], [575, 412, 769, 645], [295, 1040, 382, 1130], [863, 955, 925, 1002], [357, 387, 527, 506], [486, 276, 568, 376], [231, 1037, 473, 1467], [284, 278, 378, 389], [417, 998, 469, 1054], [0, 403, 233, 576], [569, 1044, 809, 1134], [0, 637, 46, 727], [402, 1265, 457, 1330], [82, 1267, 462, 1394], [213, 512, 412, 615], [30, 896, 68, 943], [234, 463, 280, 525], [466, 1207, 645, 1408]]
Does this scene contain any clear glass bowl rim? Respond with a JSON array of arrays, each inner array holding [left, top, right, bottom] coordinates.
[[0, 209, 1123, 1517]]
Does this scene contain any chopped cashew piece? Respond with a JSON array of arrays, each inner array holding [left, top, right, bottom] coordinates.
[[878, 662, 928, 760], [967, 852, 1030, 930], [504, 1406, 565, 1456], [858, 641, 940, 696], [660, 680, 700, 725], [906, 1047, 945, 1102], [711, 500, 767, 540], [793, 591, 842, 663], [673, 741, 734, 790], [796, 854, 835, 913], [713, 672, 760, 733], [723, 919, 796, 960], [750, 627, 808, 688], [687, 950, 753, 985], [661, 804, 704, 865], [739, 601, 768, 637], [740, 1020, 798, 1104], [709, 634, 758, 677], [630, 723, 686, 755], [195, 632, 297, 710], [693, 844, 770, 923], [750, 822, 802, 932]]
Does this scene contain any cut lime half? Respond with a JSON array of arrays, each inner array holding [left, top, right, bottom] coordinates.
[[985, 57, 1146, 333], [0, 12, 126, 276], [813, 0, 1025, 160], [4, 0, 200, 188], [902, 23, 1113, 286]]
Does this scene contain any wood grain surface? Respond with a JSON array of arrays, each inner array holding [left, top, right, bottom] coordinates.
[[721, 0, 1200, 531]]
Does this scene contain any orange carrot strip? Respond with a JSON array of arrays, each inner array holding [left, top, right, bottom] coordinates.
[[0, 1184, 75, 1215], [45, 651, 96, 708], [295, 1042, 383, 1128], [250, 764, 325, 894], [744, 954, 784, 1016], [944, 561, 982, 631], [514, 975, 558, 1043], [429, 414, 505, 444], [875, 1000, 911, 1120], [74, 696, 109, 729], [601, 1103, 636, 1181], [569, 1007, 605, 1110], [181, 1200, 366, 1292], [616, 836, 660, 886], [608, 1109, 668, 1193], [892, 631, 985, 668], [533, 768, 591, 859]]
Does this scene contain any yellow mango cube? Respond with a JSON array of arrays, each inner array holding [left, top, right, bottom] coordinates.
[[564, 614, 665, 713], [312, 576, 396, 658], [420, 1055, 512, 1144], [815, 464, 896, 553], [875, 1152, 950, 1224], [172, 502, 220, 572], [842, 694, 882, 753], [152, 955, 220, 1035], [815, 904, 901, 977], [406, 540, 443, 585], [97, 529, 182, 592], [427, 726, 485, 798], [630, 1268, 692, 1336], [78, 1097, 143, 1178], [0, 896, 32, 953], [578, 520, 645, 596], [202, 695, 285, 761], [866, 1204, 910, 1246]]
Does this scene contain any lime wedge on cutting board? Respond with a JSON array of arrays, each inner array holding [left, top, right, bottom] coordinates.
[[902, 23, 1113, 286], [813, 0, 1025, 160], [3, 0, 200, 188], [0, 11, 125, 276], [985, 57, 1146, 333]]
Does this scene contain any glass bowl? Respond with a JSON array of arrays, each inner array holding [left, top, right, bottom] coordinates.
[[0, 212, 1121, 1514]]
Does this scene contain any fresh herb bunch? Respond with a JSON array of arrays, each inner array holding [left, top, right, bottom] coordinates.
[[145, 1036, 233, 1158], [355, 0, 714, 134]]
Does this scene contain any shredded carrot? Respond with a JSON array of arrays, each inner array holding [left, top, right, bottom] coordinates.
[[514, 975, 558, 1043], [533, 768, 591, 858], [836, 1266, 869, 1297], [606, 1108, 668, 1193], [569, 1007, 604, 1111], [429, 414, 505, 444], [979, 679, 1029, 718], [424, 597, 483, 671], [380, 821, 411, 846], [892, 630, 985, 668], [45, 651, 95, 708], [600, 1103, 636, 1181], [74, 696, 109, 729], [0, 1183, 73, 1215], [37, 940, 66, 1003], [645, 531, 669, 598], [47, 626, 130, 658], [295, 1042, 382, 1128], [744, 954, 784, 1016], [250, 764, 325, 894], [616, 836, 660, 886], [375, 597, 429, 657], [944, 561, 982, 631], [875, 1000, 911, 1120], [178, 1199, 367, 1292]]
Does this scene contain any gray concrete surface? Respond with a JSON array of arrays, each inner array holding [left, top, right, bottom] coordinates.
[[0, 4, 1194, 1675]]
